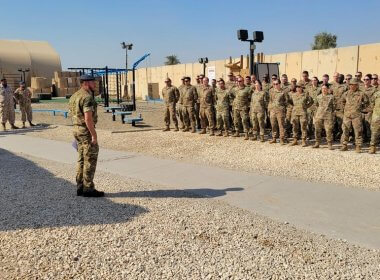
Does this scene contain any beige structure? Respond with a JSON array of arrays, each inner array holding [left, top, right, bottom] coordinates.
[[108, 42, 380, 101], [0, 39, 61, 87]]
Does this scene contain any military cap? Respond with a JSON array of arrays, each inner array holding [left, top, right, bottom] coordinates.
[[79, 74, 95, 82], [181, 76, 186, 80], [164, 77, 171, 82], [228, 72, 234, 76], [19, 81, 26, 85], [349, 78, 359, 85]]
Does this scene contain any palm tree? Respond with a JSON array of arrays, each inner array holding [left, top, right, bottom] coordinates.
[[165, 55, 180, 65]]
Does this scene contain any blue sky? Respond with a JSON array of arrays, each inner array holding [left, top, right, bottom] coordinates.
[[2, 0, 380, 69]]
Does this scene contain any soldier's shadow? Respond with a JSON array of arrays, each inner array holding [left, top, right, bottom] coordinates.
[[0, 148, 147, 232]]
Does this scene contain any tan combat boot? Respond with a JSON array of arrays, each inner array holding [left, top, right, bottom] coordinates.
[[174, 125, 179, 132], [191, 126, 196, 133], [340, 144, 348, 151], [369, 145, 376, 154], [280, 138, 286, 145], [162, 126, 170, 132], [199, 128, 206, 134], [224, 130, 229, 137], [301, 138, 307, 147], [269, 138, 276, 144], [289, 139, 298, 146], [232, 131, 240, 137], [1, 123, 6, 131], [328, 142, 333, 150], [355, 145, 361, 153], [209, 129, 215, 136], [260, 135, 265, 142], [244, 132, 249, 140], [22, 122, 26, 129], [216, 130, 223, 136], [183, 126, 189, 132], [251, 134, 257, 141], [312, 142, 320, 148]]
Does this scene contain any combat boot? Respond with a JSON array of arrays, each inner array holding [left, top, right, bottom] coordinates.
[[183, 127, 189, 132], [191, 126, 196, 133], [180, 124, 185, 130], [328, 142, 333, 150], [22, 122, 26, 128], [312, 142, 320, 148], [232, 131, 240, 137], [369, 145, 376, 154], [244, 132, 249, 140], [260, 135, 265, 142], [162, 126, 170, 132], [77, 184, 84, 196], [280, 138, 286, 145], [82, 188, 105, 198], [289, 139, 298, 146], [11, 124, 19, 129], [209, 129, 215, 136], [355, 145, 361, 153], [216, 130, 223, 136], [340, 144, 348, 151], [29, 121, 36, 127], [224, 131, 229, 137], [174, 125, 179, 132], [301, 138, 307, 147], [2, 123, 6, 131], [199, 128, 206, 134], [251, 134, 257, 141], [269, 138, 276, 144]]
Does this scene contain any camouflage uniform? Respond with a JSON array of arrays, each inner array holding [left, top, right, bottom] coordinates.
[[369, 91, 380, 153], [177, 84, 185, 129], [232, 86, 251, 139], [340, 87, 369, 151], [289, 90, 313, 145], [69, 88, 99, 190], [281, 82, 292, 137], [0, 84, 15, 125], [250, 90, 268, 141], [331, 82, 347, 140], [269, 88, 288, 143], [215, 87, 231, 135], [307, 85, 321, 138], [14, 87, 33, 122], [362, 85, 377, 141], [180, 85, 198, 132], [194, 84, 202, 129], [199, 85, 215, 135], [314, 93, 336, 147], [225, 80, 236, 130], [162, 85, 179, 130]]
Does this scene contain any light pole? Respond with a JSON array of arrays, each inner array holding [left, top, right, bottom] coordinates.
[[121, 42, 133, 98], [237, 30, 264, 75], [18, 68, 30, 83], [198, 57, 208, 76]]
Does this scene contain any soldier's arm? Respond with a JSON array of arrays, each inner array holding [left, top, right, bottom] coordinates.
[[175, 87, 180, 103], [193, 87, 198, 101], [83, 96, 97, 145]]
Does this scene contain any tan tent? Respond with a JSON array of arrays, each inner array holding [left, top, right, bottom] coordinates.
[[0, 39, 61, 87]]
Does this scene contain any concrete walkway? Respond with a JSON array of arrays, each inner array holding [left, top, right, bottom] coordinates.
[[1, 133, 380, 249]]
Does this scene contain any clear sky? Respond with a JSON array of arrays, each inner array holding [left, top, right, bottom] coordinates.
[[2, 0, 380, 69]]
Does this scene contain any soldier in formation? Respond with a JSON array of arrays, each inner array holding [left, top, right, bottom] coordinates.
[[162, 78, 179, 132]]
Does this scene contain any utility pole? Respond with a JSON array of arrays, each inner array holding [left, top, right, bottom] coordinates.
[[121, 42, 133, 98]]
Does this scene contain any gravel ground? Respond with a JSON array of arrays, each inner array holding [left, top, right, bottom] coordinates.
[[1, 149, 380, 279]]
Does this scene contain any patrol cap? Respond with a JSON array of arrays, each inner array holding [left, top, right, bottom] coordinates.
[[181, 76, 186, 80], [349, 78, 359, 85], [164, 77, 171, 82], [19, 81, 26, 85], [79, 74, 95, 82]]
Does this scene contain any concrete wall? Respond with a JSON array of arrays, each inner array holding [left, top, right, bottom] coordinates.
[[108, 43, 380, 100]]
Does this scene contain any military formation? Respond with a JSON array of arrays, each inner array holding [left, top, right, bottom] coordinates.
[[0, 79, 35, 130], [161, 71, 380, 154]]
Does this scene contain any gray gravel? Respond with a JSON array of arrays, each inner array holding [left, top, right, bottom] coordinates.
[[1, 149, 380, 279], [21, 124, 380, 191]]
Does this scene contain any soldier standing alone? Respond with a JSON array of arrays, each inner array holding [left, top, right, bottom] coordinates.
[[69, 75, 104, 197], [14, 82, 35, 128]]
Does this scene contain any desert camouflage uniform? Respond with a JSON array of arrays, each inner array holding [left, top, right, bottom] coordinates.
[[362, 85, 377, 141], [69, 88, 98, 190], [233, 86, 251, 134], [162, 85, 179, 129], [0, 84, 15, 125], [370, 91, 380, 149], [250, 90, 268, 139], [194, 84, 202, 129], [307, 85, 321, 138], [215, 87, 231, 133], [269, 89, 288, 142], [340, 89, 369, 148], [180, 85, 198, 131], [331, 82, 347, 140], [289, 91, 313, 141], [281, 82, 292, 137], [199, 85, 215, 134], [14, 87, 33, 122], [314, 93, 336, 143], [177, 84, 185, 129]]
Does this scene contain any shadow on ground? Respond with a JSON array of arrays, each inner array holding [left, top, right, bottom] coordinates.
[[0, 148, 147, 231], [107, 187, 244, 199], [0, 123, 52, 137]]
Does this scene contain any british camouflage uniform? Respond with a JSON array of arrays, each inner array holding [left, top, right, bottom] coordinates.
[[250, 90, 268, 141], [313, 93, 336, 149], [215, 87, 232, 136], [69, 88, 99, 191], [162, 85, 179, 131], [199, 85, 215, 135]]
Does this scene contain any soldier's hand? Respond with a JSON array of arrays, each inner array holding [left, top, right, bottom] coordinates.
[[91, 136, 98, 145]]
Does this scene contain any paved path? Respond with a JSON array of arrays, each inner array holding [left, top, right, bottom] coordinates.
[[1, 133, 380, 249]]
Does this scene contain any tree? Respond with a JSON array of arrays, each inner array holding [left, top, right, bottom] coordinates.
[[164, 55, 180, 65], [311, 32, 337, 50]]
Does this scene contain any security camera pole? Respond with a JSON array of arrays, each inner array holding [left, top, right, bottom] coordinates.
[[237, 30, 264, 75], [198, 57, 209, 76], [121, 42, 133, 99], [18, 68, 30, 83]]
